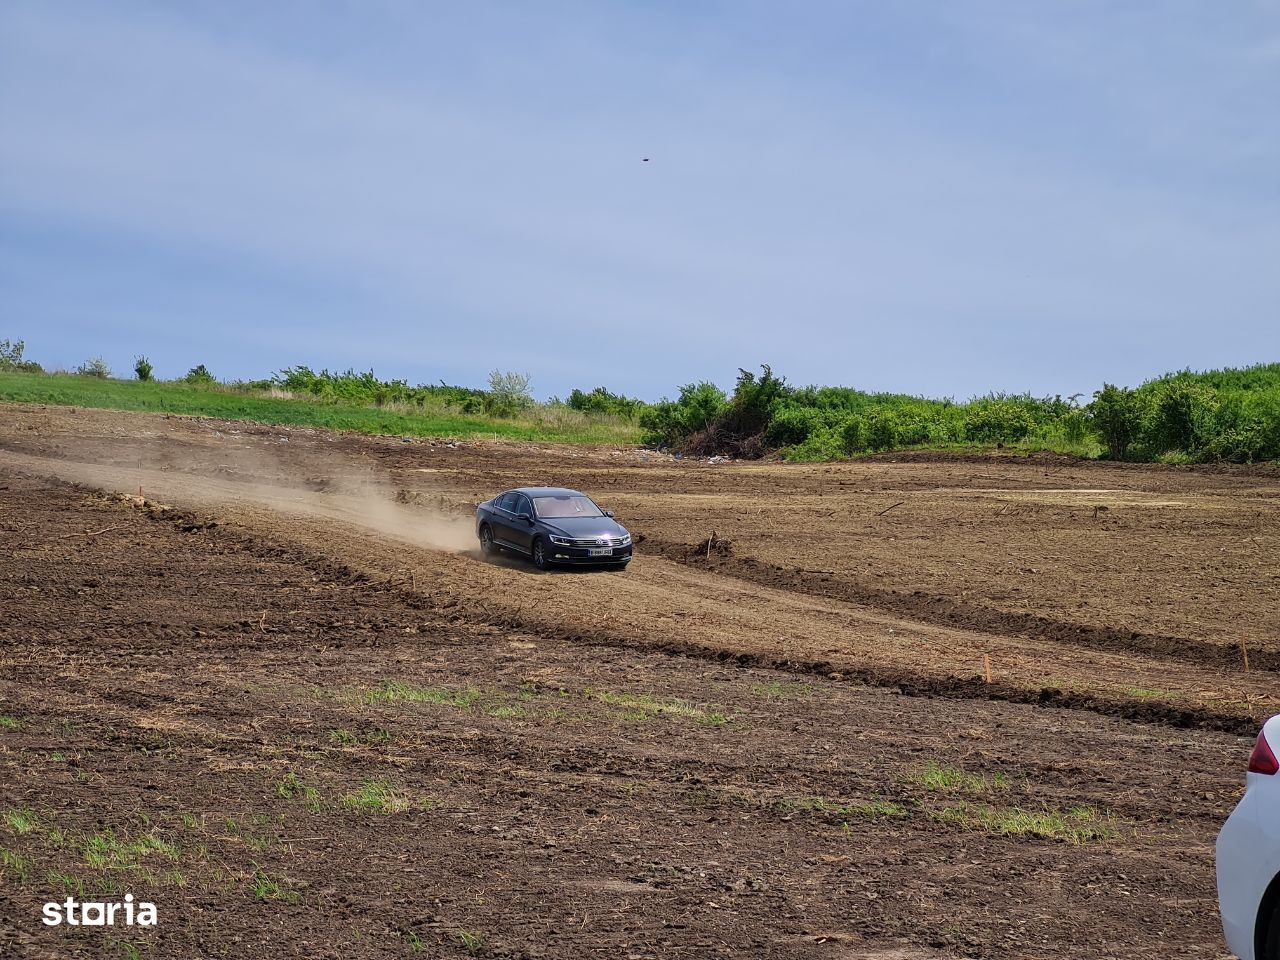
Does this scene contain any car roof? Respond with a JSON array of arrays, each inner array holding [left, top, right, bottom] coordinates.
[[511, 487, 587, 498]]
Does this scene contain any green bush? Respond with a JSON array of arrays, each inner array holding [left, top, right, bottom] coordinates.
[[865, 410, 900, 451], [486, 370, 534, 417], [1141, 379, 1218, 456], [639, 381, 728, 446], [184, 364, 216, 385], [1088, 384, 1141, 460], [0, 339, 42, 372], [76, 357, 111, 379], [766, 405, 825, 447], [134, 356, 154, 381], [566, 387, 646, 420], [839, 415, 868, 453], [963, 398, 1037, 443], [272, 366, 484, 409]]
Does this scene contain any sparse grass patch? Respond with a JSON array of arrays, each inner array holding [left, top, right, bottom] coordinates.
[[404, 930, 427, 952], [4, 808, 38, 834], [781, 796, 912, 821], [586, 688, 728, 724], [251, 866, 302, 903], [1127, 687, 1173, 701], [915, 762, 1009, 794], [108, 939, 144, 960], [750, 681, 815, 700], [46, 869, 86, 895], [0, 715, 19, 730], [329, 727, 393, 746], [456, 929, 485, 955], [1, 848, 32, 882], [277, 771, 323, 811], [352, 682, 480, 709], [82, 830, 178, 872], [340, 779, 412, 814], [485, 704, 526, 719], [935, 802, 1117, 843]]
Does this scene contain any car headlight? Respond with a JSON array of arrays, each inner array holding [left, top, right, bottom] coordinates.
[[549, 535, 572, 545], [620, 533, 632, 545]]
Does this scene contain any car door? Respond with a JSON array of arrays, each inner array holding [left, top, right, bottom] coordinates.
[[506, 493, 536, 554], [489, 492, 520, 548]]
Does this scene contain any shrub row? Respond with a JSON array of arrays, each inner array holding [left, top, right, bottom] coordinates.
[[640, 364, 1280, 464]]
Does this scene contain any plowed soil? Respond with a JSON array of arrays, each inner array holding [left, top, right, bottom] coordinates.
[[2, 404, 1276, 959]]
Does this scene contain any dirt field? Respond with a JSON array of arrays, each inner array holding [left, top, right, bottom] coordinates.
[[2, 405, 1276, 959]]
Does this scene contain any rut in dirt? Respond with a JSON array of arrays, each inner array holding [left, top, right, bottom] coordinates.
[[116, 494, 1260, 736], [642, 535, 1277, 675]]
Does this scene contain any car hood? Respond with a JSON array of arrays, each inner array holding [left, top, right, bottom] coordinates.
[[540, 516, 628, 539]]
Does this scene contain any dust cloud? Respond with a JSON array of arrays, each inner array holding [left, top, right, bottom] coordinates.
[[0, 434, 478, 555]]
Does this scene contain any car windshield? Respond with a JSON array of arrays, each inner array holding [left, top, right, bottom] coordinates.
[[532, 496, 603, 519]]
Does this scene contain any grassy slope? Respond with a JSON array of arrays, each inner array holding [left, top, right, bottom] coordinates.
[[0, 372, 641, 444]]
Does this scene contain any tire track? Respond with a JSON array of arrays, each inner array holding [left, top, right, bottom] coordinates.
[[642, 537, 1277, 674]]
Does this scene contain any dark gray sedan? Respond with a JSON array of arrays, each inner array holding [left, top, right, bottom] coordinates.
[[476, 487, 633, 569]]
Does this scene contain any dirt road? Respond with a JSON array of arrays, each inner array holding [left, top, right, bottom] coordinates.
[[2, 405, 1275, 958]]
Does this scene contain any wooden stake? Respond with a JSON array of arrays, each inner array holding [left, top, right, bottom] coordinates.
[[1242, 642, 1251, 673], [983, 654, 993, 684], [707, 532, 715, 560]]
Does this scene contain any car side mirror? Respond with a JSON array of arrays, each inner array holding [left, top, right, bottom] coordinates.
[[604, 511, 615, 518], [522, 513, 534, 523]]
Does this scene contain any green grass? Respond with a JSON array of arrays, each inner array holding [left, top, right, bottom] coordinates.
[[4, 809, 38, 834], [485, 704, 527, 719], [328, 727, 393, 746], [340, 779, 412, 814], [404, 930, 427, 953], [251, 866, 301, 903], [783, 796, 911, 820], [46, 869, 86, 896], [456, 930, 485, 955], [82, 830, 178, 871], [914, 762, 1010, 794], [1127, 687, 1173, 701], [750, 680, 816, 700], [935, 803, 1116, 843], [0, 370, 639, 444], [585, 688, 729, 724], [1, 848, 32, 882], [277, 771, 323, 811], [352, 682, 480, 709], [0, 715, 18, 730]]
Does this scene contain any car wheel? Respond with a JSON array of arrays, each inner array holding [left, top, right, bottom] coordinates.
[[479, 524, 496, 557], [531, 537, 550, 570], [1264, 901, 1280, 960]]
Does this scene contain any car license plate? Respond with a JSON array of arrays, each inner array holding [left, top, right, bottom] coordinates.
[[587, 547, 612, 557]]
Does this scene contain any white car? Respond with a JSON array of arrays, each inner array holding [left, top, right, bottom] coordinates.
[[1218, 715, 1280, 960]]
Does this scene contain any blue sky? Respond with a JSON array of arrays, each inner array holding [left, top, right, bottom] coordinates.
[[2, 0, 1277, 401]]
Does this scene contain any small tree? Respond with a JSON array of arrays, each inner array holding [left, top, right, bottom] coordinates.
[[1144, 380, 1218, 456], [1089, 384, 1140, 460], [485, 370, 533, 416], [134, 355, 154, 381], [76, 357, 112, 379], [0, 338, 41, 372], [0, 339, 25, 368], [184, 364, 216, 385], [839, 415, 868, 454]]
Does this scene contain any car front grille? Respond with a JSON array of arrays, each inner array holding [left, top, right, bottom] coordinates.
[[567, 536, 627, 548]]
